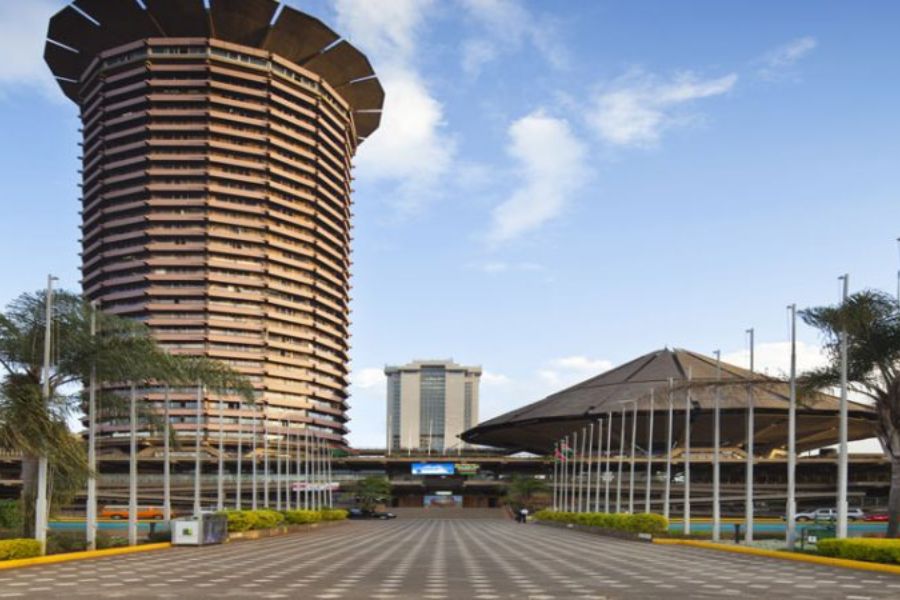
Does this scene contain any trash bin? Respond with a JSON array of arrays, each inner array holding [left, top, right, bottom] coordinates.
[[172, 513, 229, 546]]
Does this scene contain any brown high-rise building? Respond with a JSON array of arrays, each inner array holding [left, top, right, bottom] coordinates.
[[44, 1, 383, 451]]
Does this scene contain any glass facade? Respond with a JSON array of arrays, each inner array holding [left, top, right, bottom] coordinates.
[[419, 366, 446, 451]]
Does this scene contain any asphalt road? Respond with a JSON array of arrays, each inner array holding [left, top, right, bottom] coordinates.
[[2, 519, 899, 599]]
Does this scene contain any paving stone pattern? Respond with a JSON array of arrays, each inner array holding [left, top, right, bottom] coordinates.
[[1, 519, 898, 599]]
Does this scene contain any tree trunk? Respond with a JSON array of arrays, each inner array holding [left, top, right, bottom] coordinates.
[[19, 455, 38, 538], [888, 453, 900, 538]]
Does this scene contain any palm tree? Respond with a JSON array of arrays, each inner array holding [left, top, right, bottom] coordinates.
[[353, 476, 392, 511], [0, 289, 254, 537], [799, 289, 900, 538]]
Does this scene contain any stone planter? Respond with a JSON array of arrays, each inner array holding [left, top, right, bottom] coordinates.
[[535, 519, 654, 542]]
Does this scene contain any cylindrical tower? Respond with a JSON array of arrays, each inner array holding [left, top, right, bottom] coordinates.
[[44, 0, 383, 452]]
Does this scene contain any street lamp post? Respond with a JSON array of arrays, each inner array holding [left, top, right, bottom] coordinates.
[[645, 390, 654, 514], [712, 350, 722, 542], [787, 304, 798, 548], [684, 367, 692, 536], [128, 384, 138, 547], [837, 274, 850, 538], [745, 328, 755, 543], [664, 378, 673, 521], [86, 300, 98, 551], [34, 275, 56, 554]]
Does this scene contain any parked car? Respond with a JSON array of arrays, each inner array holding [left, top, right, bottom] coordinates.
[[348, 508, 397, 520], [100, 505, 167, 520], [789, 507, 864, 522], [863, 512, 889, 522]]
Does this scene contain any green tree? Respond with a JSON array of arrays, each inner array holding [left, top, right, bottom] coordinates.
[[800, 289, 900, 538], [0, 289, 254, 536], [505, 474, 549, 510], [353, 476, 392, 510]]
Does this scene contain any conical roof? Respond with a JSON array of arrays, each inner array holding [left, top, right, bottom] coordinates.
[[462, 348, 876, 454]]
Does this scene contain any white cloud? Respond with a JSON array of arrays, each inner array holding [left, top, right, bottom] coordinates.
[[333, 0, 454, 215], [0, 0, 66, 99], [350, 367, 386, 390], [758, 36, 817, 79], [722, 341, 828, 378], [481, 371, 511, 386], [459, 0, 567, 76], [487, 110, 589, 243], [537, 355, 613, 387], [469, 261, 544, 274], [587, 69, 738, 148]]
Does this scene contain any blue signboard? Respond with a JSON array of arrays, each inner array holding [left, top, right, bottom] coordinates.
[[411, 463, 455, 476]]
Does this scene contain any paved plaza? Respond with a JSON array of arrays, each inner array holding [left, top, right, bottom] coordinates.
[[1, 519, 899, 599]]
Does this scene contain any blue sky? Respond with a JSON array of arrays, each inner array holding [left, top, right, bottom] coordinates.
[[1, 1, 899, 448]]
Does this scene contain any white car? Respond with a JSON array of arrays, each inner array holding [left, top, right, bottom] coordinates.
[[792, 507, 864, 522]]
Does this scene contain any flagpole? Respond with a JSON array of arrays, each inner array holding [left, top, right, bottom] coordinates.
[[595, 419, 603, 512], [664, 378, 673, 521], [561, 436, 568, 512], [684, 367, 692, 536], [217, 398, 224, 512], [787, 304, 798, 548], [263, 410, 269, 508], [251, 405, 258, 510], [713, 350, 722, 542], [579, 427, 587, 512], [128, 384, 138, 547], [194, 382, 202, 515], [745, 328, 755, 543], [570, 430, 578, 512], [163, 385, 172, 521], [605, 412, 612, 513], [552, 442, 559, 511], [586, 422, 594, 513], [629, 400, 637, 513], [616, 408, 625, 513], [645, 390, 654, 514], [837, 274, 849, 538], [236, 398, 243, 510]]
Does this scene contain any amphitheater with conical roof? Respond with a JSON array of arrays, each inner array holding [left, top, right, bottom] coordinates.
[[462, 348, 877, 455]]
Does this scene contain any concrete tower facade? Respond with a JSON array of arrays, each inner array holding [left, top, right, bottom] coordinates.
[[44, 0, 383, 450], [385, 360, 482, 452]]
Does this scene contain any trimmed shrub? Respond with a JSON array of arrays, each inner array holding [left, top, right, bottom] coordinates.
[[47, 531, 87, 554], [252, 510, 284, 530], [817, 538, 900, 564], [0, 500, 22, 531], [319, 509, 348, 522], [533, 510, 668, 535], [0, 539, 41, 561], [221, 509, 286, 532], [283, 510, 320, 525]]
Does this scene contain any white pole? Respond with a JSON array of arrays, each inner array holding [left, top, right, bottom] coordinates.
[[685, 367, 692, 536], [304, 427, 311, 510], [163, 386, 171, 521], [645, 390, 654, 514], [604, 413, 612, 513], [296, 428, 302, 509], [787, 304, 798, 548], [616, 409, 625, 512], [595, 419, 603, 512], [713, 351, 722, 542], [664, 379, 673, 521], [128, 384, 138, 547], [837, 274, 849, 538], [561, 436, 568, 512], [284, 427, 291, 511], [251, 405, 258, 510], [86, 300, 98, 551], [552, 442, 559, 511], [263, 413, 269, 508], [327, 444, 334, 508], [629, 401, 637, 514], [745, 328, 755, 543], [586, 423, 594, 513], [579, 427, 587, 512], [570, 430, 578, 512], [217, 399, 224, 512], [35, 274, 55, 554], [193, 383, 202, 515], [276, 428, 282, 511], [236, 399, 242, 510]]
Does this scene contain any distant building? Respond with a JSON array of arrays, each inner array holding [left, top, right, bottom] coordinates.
[[385, 360, 482, 452]]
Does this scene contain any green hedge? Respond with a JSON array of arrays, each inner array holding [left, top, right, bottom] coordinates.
[[222, 508, 347, 532], [220, 509, 285, 532], [0, 539, 41, 561], [817, 538, 900, 564], [533, 510, 668, 535]]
